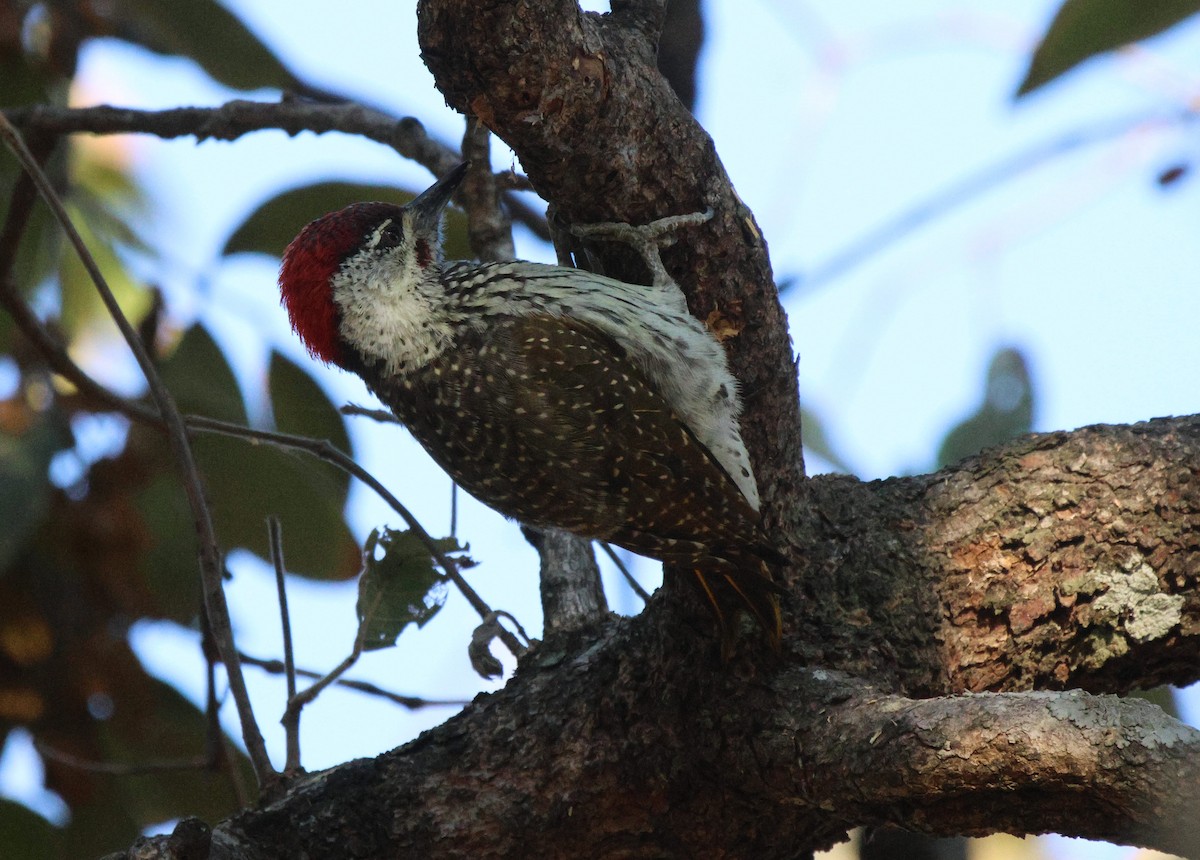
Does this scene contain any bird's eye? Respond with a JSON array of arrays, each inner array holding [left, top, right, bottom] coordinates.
[[366, 219, 406, 252]]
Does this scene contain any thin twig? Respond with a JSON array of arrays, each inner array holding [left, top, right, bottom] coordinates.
[[0, 136, 49, 278], [2, 100, 551, 242], [599, 542, 652, 603], [283, 631, 365, 723], [187, 416, 521, 656], [267, 517, 301, 773], [239, 652, 468, 709], [34, 740, 209, 776], [0, 276, 522, 658], [461, 119, 516, 261], [204, 631, 249, 807], [340, 403, 400, 423], [0, 113, 275, 788]]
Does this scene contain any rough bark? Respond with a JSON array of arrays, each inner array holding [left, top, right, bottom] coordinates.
[[117, 1, 1200, 858], [156, 414, 1194, 860]]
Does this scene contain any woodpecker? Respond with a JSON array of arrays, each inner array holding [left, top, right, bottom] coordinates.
[[279, 163, 782, 651]]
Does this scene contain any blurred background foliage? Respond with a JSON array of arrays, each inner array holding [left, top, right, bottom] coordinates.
[[0, 0, 1196, 857], [0, 0, 462, 852]]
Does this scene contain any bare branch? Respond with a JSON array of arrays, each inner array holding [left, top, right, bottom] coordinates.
[[524, 526, 607, 633], [283, 648, 364, 724], [1, 100, 552, 242], [203, 632, 250, 809], [0, 113, 275, 788], [283, 611, 372, 722], [5, 100, 453, 173], [599, 542, 651, 604], [801, 675, 1200, 857], [34, 740, 209, 777], [195, 621, 1200, 859], [460, 119, 516, 261], [238, 652, 468, 709], [267, 517, 301, 774], [340, 403, 400, 424], [792, 416, 1200, 695]]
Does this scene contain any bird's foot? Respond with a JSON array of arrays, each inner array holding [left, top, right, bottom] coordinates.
[[569, 209, 713, 289]]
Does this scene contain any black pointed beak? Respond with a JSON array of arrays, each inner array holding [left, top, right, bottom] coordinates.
[[406, 162, 468, 231]]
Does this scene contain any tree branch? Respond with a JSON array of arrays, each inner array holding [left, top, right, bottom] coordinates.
[[791, 416, 1200, 696], [799, 675, 1200, 857], [4, 100, 454, 172], [0, 114, 275, 788], [1, 101, 552, 242], [194, 522, 1200, 858]]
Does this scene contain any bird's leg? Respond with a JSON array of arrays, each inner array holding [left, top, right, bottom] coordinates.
[[569, 209, 713, 289]]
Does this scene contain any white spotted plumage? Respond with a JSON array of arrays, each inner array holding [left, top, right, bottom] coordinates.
[[332, 252, 761, 510], [281, 165, 783, 651]]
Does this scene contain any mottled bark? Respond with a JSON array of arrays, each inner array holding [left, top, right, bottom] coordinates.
[[178, 415, 1198, 860], [792, 418, 1200, 696]]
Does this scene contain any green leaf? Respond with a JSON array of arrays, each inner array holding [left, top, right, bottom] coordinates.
[[58, 200, 152, 341], [97, 678, 255, 826], [356, 528, 455, 651], [202, 437, 361, 581], [1017, 0, 1200, 96], [0, 409, 73, 571], [142, 326, 360, 584], [110, 0, 305, 93], [269, 350, 352, 487], [133, 472, 201, 623], [936, 347, 1035, 469], [158, 324, 248, 425], [223, 182, 473, 262], [135, 435, 362, 593], [0, 798, 61, 860]]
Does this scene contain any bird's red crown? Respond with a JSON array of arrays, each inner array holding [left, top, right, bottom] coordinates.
[[278, 202, 403, 367]]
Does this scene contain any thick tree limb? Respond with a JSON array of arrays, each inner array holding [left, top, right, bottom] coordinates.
[[792, 416, 1200, 696], [128, 415, 1199, 859], [801, 677, 1200, 857]]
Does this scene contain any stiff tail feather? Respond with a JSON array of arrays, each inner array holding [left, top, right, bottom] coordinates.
[[690, 561, 784, 659]]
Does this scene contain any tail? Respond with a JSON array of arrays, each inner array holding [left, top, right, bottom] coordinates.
[[689, 553, 784, 659]]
